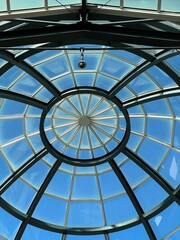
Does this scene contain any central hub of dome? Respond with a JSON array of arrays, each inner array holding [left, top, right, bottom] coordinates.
[[41, 89, 129, 166], [79, 116, 91, 127]]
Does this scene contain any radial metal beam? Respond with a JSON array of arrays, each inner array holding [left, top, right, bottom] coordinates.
[[14, 159, 62, 240], [0, 89, 47, 109], [123, 87, 180, 109], [0, 148, 48, 195], [109, 159, 156, 240], [0, 50, 61, 97], [122, 147, 180, 204], [0, 23, 180, 47]]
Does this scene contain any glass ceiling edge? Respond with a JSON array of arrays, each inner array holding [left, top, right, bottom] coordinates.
[[0, 5, 180, 22]]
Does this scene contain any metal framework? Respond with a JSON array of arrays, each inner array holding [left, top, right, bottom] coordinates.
[[0, 1, 179, 240]]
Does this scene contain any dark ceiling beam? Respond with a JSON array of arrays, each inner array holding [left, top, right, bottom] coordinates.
[[0, 50, 61, 97], [0, 23, 180, 47], [0, 89, 47, 109], [0, 148, 48, 195], [80, 0, 88, 23], [123, 87, 180, 108]]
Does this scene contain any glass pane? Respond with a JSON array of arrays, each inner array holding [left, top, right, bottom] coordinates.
[[67, 202, 104, 227], [88, 0, 120, 7], [10, 0, 44, 10], [48, 0, 81, 7], [0, 0, 6, 11], [134, 178, 168, 212], [161, 0, 180, 12], [104, 195, 138, 225], [67, 235, 105, 240], [0, 208, 21, 240], [2, 179, 36, 213], [109, 224, 149, 240], [22, 225, 61, 240], [149, 203, 180, 239], [124, 0, 158, 10], [33, 195, 67, 225], [159, 149, 180, 188]]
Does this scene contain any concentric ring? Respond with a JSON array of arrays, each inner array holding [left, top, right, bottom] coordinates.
[[40, 88, 130, 166]]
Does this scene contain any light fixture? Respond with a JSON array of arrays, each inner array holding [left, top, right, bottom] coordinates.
[[78, 48, 87, 68]]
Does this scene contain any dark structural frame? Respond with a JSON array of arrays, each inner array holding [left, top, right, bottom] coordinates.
[[0, 0, 180, 239]]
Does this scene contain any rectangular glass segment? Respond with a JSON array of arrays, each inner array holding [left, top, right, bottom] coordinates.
[[124, 0, 158, 10], [10, 0, 44, 10], [0, 0, 6, 11], [88, 0, 120, 6], [161, 0, 180, 12], [48, 0, 81, 7]]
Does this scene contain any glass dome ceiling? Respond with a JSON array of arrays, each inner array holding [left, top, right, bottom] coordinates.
[[0, 1, 180, 240]]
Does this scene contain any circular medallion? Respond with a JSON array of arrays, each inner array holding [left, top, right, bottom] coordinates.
[[40, 88, 130, 166]]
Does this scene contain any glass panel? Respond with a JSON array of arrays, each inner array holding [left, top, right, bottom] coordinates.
[[72, 175, 99, 199], [149, 203, 180, 239], [11, 74, 41, 96], [128, 73, 159, 95], [10, 0, 44, 10], [2, 179, 36, 213], [99, 170, 125, 198], [104, 195, 138, 225], [146, 118, 172, 144], [169, 96, 180, 117], [116, 87, 135, 101], [137, 138, 168, 169], [36, 55, 69, 79], [26, 50, 61, 65], [107, 50, 143, 65], [174, 120, 180, 149], [0, 66, 23, 89], [146, 66, 177, 88], [134, 178, 168, 212], [33, 195, 67, 225], [75, 73, 95, 87], [48, 0, 81, 7], [0, 0, 6, 11], [100, 55, 134, 79], [88, 0, 120, 7], [46, 171, 72, 199], [22, 160, 50, 188], [161, 0, 180, 12], [22, 225, 61, 240], [53, 74, 75, 91], [67, 202, 104, 227], [127, 133, 142, 151], [120, 160, 148, 188], [0, 208, 21, 240], [166, 55, 180, 74], [159, 149, 180, 188], [0, 153, 12, 184], [2, 138, 33, 169], [67, 235, 105, 240], [164, 229, 180, 240], [95, 74, 117, 91], [130, 117, 145, 134], [124, 0, 157, 10], [143, 99, 172, 116], [109, 224, 149, 240]]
